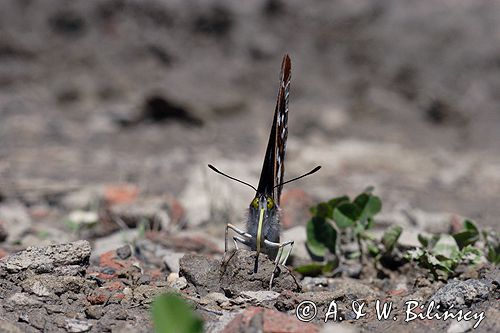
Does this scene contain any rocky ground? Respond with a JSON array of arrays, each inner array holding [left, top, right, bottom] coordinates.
[[0, 0, 499, 332], [0, 234, 498, 332]]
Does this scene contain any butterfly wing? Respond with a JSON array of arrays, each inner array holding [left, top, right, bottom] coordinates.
[[256, 55, 291, 204], [274, 55, 291, 205]]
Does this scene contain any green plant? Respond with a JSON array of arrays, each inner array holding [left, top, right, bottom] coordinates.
[[299, 190, 498, 279], [452, 219, 479, 249], [151, 293, 203, 333], [482, 229, 500, 264], [63, 210, 99, 234], [404, 219, 495, 280], [366, 225, 403, 261], [300, 187, 385, 275], [37, 230, 51, 240], [405, 234, 482, 281]]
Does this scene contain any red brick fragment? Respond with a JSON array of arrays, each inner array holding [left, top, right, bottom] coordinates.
[[87, 290, 110, 305], [223, 307, 319, 333], [104, 281, 125, 292], [104, 184, 139, 205]]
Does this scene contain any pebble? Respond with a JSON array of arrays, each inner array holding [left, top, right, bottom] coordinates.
[[116, 245, 132, 260], [65, 318, 93, 333]]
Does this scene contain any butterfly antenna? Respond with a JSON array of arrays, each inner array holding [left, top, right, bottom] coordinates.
[[208, 164, 257, 191], [275, 166, 321, 188]]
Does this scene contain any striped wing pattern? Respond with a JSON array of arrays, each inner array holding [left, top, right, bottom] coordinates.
[[256, 54, 291, 205], [274, 55, 291, 205]]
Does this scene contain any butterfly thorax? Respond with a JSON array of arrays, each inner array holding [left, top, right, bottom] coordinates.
[[246, 194, 280, 259]]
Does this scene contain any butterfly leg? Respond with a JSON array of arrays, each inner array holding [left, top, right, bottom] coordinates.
[[263, 239, 294, 289], [225, 223, 252, 252], [224, 223, 253, 264], [233, 235, 249, 250]]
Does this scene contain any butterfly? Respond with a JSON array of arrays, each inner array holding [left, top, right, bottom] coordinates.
[[208, 54, 320, 289]]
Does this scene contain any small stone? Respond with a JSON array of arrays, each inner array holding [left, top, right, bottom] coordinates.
[[66, 210, 98, 228], [0, 240, 91, 273], [0, 319, 24, 333], [219, 249, 301, 294], [45, 304, 67, 315], [101, 267, 116, 276], [123, 287, 133, 295], [137, 274, 151, 285], [87, 289, 110, 305], [103, 281, 124, 292], [116, 245, 132, 259], [166, 274, 187, 291], [179, 254, 222, 295], [113, 308, 128, 320], [65, 318, 93, 333], [8, 293, 42, 307], [85, 306, 103, 320], [19, 312, 46, 330], [31, 280, 51, 297], [447, 320, 474, 333], [429, 280, 489, 309], [54, 265, 86, 276], [222, 307, 319, 333], [163, 251, 185, 273], [200, 292, 230, 306], [172, 278, 188, 291], [108, 292, 125, 304], [21, 275, 91, 297], [132, 285, 170, 304]]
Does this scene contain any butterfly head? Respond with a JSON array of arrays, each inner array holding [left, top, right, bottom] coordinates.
[[251, 194, 275, 211], [249, 192, 279, 262]]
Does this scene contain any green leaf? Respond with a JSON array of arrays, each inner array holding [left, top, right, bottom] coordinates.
[[333, 203, 360, 229], [487, 245, 500, 264], [418, 234, 429, 247], [453, 231, 479, 250], [152, 293, 203, 333], [367, 242, 381, 256], [348, 251, 361, 259], [428, 234, 441, 249], [316, 202, 333, 219], [431, 235, 460, 260], [295, 260, 338, 276], [353, 222, 366, 235], [483, 230, 500, 264], [295, 263, 324, 276], [354, 193, 382, 221], [405, 248, 424, 261], [366, 217, 375, 230], [453, 220, 479, 249], [306, 217, 337, 257], [464, 220, 479, 232], [460, 245, 482, 265], [382, 225, 403, 252], [327, 196, 350, 211], [426, 253, 449, 270], [405, 247, 453, 280], [322, 259, 338, 274]]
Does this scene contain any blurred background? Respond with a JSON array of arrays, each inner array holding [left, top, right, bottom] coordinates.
[[0, 0, 499, 251]]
